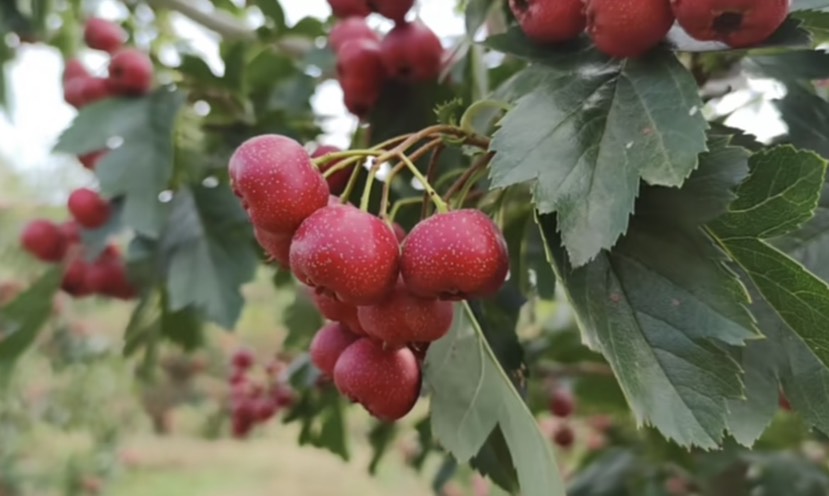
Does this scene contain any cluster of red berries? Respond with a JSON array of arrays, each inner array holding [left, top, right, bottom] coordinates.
[[548, 388, 576, 448], [228, 134, 510, 421], [227, 348, 294, 438], [326, 0, 444, 117], [510, 0, 790, 58], [20, 219, 135, 300], [63, 17, 154, 171]]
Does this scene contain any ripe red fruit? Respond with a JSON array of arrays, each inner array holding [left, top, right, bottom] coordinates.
[[62, 257, 93, 297], [357, 279, 455, 348], [59, 221, 82, 245], [333, 338, 421, 421], [85, 248, 135, 299], [392, 223, 407, 243], [671, 0, 789, 48], [79, 150, 107, 170], [63, 59, 90, 83], [553, 424, 575, 448], [21, 220, 66, 262], [290, 204, 400, 305], [370, 0, 415, 23], [80, 77, 112, 105], [309, 322, 361, 378], [337, 39, 387, 117], [380, 21, 444, 83], [400, 209, 509, 300], [63, 77, 89, 108], [328, 0, 372, 18], [253, 228, 292, 268], [311, 289, 367, 335], [232, 348, 256, 370], [509, 0, 587, 44], [229, 135, 329, 234], [549, 389, 575, 418], [312, 145, 353, 195], [68, 188, 111, 229], [585, 0, 675, 58], [84, 18, 127, 53], [107, 48, 154, 95], [329, 17, 380, 53]]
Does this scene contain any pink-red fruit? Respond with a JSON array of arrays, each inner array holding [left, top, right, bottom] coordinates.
[[328, 0, 372, 18], [401, 209, 509, 300], [311, 289, 367, 335], [333, 338, 421, 421], [371, 0, 415, 23], [585, 0, 675, 58], [290, 204, 399, 305], [549, 389, 575, 418], [312, 145, 353, 195], [254, 228, 292, 268], [329, 17, 380, 53], [107, 49, 154, 95], [84, 18, 127, 53], [510, 0, 588, 43], [337, 39, 387, 117], [671, 0, 789, 48], [310, 322, 360, 377], [553, 424, 575, 448], [357, 279, 455, 348], [232, 348, 256, 370], [63, 59, 90, 83], [68, 188, 111, 229], [381, 22, 444, 83], [229, 135, 329, 234], [21, 220, 66, 262]]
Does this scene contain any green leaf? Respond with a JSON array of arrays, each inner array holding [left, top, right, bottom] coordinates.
[[367, 422, 396, 474], [774, 182, 829, 282], [256, 0, 286, 30], [424, 303, 564, 496], [282, 289, 325, 351], [80, 200, 124, 261], [746, 50, 829, 81], [568, 449, 637, 496], [464, 0, 498, 36], [744, 453, 829, 496], [488, 40, 708, 266], [470, 429, 520, 494], [283, 381, 350, 461], [162, 186, 258, 330], [54, 90, 186, 237], [160, 305, 204, 351], [0, 268, 62, 380], [793, 0, 829, 11]]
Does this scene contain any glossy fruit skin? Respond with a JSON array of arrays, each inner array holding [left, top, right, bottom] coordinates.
[[333, 338, 421, 421], [21, 220, 67, 262], [107, 49, 154, 95], [309, 322, 360, 378], [401, 209, 509, 300], [84, 18, 126, 53], [79, 150, 107, 170], [229, 135, 330, 234], [311, 289, 367, 335], [671, 0, 789, 48], [312, 145, 352, 195], [253, 228, 292, 268], [549, 389, 575, 418], [509, 0, 587, 43], [329, 17, 380, 53], [337, 39, 388, 118], [371, 0, 415, 22], [328, 0, 372, 18], [585, 0, 675, 58], [290, 205, 400, 305], [380, 21, 444, 83], [68, 188, 111, 229], [357, 279, 455, 348]]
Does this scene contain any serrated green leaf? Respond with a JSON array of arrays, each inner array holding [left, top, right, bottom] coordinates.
[[424, 302, 564, 496], [80, 200, 124, 261], [744, 453, 829, 496], [747, 50, 829, 81], [774, 183, 829, 282], [283, 289, 324, 351], [162, 186, 257, 330], [793, 10, 829, 40], [54, 90, 185, 237], [160, 305, 203, 350], [488, 39, 707, 266], [285, 386, 349, 461], [0, 268, 62, 380], [470, 429, 520, 494], [464, 0, 498, 36]]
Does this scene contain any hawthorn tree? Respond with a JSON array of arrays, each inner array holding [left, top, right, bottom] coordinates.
[[4, 0, 829, 495]]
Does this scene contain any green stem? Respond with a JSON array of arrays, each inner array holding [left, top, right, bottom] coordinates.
[[453, 168, 489, 209], [360, 158, 381, 212], [445, 152, 494, 203], [389, 197, 424, 222], [321, 156, 361, 178], [380, 161, 409, 219], [340, 159, 364, 205], [395, 152, 449, 214], [312, 150, 382, 168]]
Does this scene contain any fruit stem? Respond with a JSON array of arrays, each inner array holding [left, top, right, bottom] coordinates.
[[459, 99, 511, 134], [379, 161, 409, 220], [359, 158, 381, 212], [321, 155, 362, 179], [312, 150, 382, 168], [453, 167, 489, 209], [388, 197, 423, 223], [422, 141, 445, 219], [339, 158, 365, 205], [444, 152, 494, 203], [395, 152, 449, 214]]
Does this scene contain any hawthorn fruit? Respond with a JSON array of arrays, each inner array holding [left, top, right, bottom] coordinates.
[[380, 21, 444, 83], [329, 17, 380, 54], [585, 0, 675, 58], [20, 220, 66, 262], [671, 0, 789, 48], [312, 145, 353, 195], [67, 188, 111, 229], [107, 48, 154, 95], [337, 39, 388, 117], [309, 322, 360, 378], [509, 0, 587, 44], [84, 17, 127, 53]]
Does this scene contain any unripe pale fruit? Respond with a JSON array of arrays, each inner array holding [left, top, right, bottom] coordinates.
[[311, 288, 367, 335], [253, 228, 292, 268], [337, 39, 387, 117], [509, 0, 587, 44], [68, 188, 111, 229], [671, 0, 789, 48], [21, 220, 67, 262], [401, 209, 509, 300], [357, 279, 454, 348], [84, 18, 127, 53], [309, 322, 360, 377], [370, 0, 415, 23], [229, 134, 329, 234], [328, 0, 372, 18], [333, 338, 421, 421], [312, 145, 353, 195], [329, 17, 380, 54], [107, 48, 154, 95], [291, 205, 400, 305], [585, 0, 675, 58], [380, 21, 444, 83]]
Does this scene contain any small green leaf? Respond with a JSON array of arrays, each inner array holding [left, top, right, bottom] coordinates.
[[283, 289, 325, 351], [256, 0, 286, 30], [162, 186, 258, 330], [0, 268, 62, 380], [425, 303, 564, 496], [284, 384, 350, 461], [568, 449, 637, 496], [367, 422, 396, 474], [488, 38, 708, 266], [464, 0, 498, 36], [747, 50, 829, 81]]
